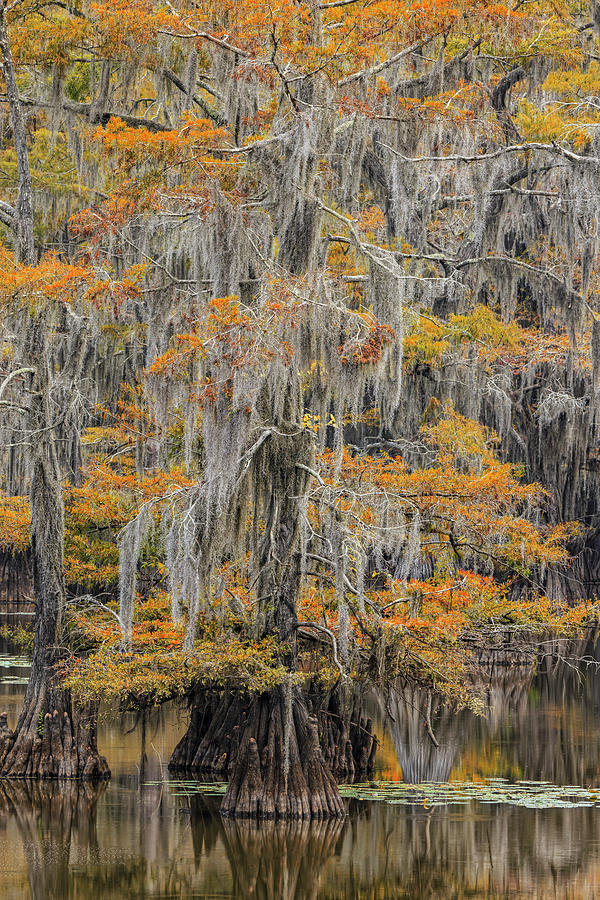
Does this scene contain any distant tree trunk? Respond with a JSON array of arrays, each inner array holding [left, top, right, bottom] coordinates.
[[0, 2, 34, 265], [0, 549, 32, 608], [380, 686, 466, 784]]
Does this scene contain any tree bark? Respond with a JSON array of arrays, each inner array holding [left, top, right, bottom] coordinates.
[[169, 684, 378, 784], [313, 685, 378, 781], [0, 13, 108, 780], [215, 382, 344, 817], [220, 684, 345, 819], [169, 692, 246, 776]]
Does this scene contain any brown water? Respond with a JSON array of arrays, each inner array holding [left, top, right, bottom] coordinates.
[[0, 634, 600, 898]]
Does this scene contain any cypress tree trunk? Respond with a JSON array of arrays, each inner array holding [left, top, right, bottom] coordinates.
[[219, 409, 344, 818], [0, 327, 109, 779], [0, 2, 34, 264], [217, 82, 342, 816], [314, 686, 378, 781], [220, 684, 345, 819], [172, 385, 345, 817], [221, 390, 345, 819], [169, 685, 378, 784], [169, 692, 245, 775], [0, 11, 108, 780]]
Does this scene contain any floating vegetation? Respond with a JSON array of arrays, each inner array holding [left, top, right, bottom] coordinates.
[[148, 778, 600, 809], [0, 655, 31, 668], [144, 781, 228, 798], [338, 779, 600, 809]]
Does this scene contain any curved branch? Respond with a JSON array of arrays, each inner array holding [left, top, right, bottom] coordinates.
[[67, 595, 127, 634], [296, 621, 346, 678], [0, 366, 35, 401], [380, 139, 593, 166], [491, 66, 525, 110], [0, 95, 172, 132]]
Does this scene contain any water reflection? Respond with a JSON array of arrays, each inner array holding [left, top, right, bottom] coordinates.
[[0, 780, 105, 899], [2, 779, 600, 898], [332, 802, 600, 899], [0, 642, 599, 897], [376, 660, 536, 784], [217, 813, 345, 898], [381, 686, 472, 783]]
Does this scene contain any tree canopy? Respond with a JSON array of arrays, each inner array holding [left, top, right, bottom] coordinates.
[[1, 0, 600, 814]]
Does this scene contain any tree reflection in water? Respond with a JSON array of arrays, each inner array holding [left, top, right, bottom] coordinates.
[[2, 647, 600, 897], [217, 812, 344, 898], [378, 661, 535, 784], [1, 774, 600, 898], [381, 686, 471, 783], [0, 780, 105, 899]]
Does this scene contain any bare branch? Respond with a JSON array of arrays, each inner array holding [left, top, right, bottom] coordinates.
[[296, 462, 327, 488], [379, 139, 596, 166], [157, 28, 250, 58], [338, 39, 434, 87], [161, 66, 226, 126], [68, 594, 127, 634], [236, 430, 273, 485], [320, 0, 367, 8]]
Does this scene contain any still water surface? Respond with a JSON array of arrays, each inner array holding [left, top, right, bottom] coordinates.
[[0, 634, 599, 898]]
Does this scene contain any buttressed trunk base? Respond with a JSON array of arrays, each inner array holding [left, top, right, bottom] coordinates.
[[220, 685, 345, 819], [169, 686, 378, 785], [0, 676, 109, 779]]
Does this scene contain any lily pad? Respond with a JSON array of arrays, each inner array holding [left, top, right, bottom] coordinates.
[[335, 780, 600, 809]]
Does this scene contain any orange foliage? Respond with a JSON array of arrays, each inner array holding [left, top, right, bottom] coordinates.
[[0, 495, 31, 555]]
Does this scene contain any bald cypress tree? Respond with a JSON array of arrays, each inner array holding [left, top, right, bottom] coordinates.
[[1, 0, 600, 808]]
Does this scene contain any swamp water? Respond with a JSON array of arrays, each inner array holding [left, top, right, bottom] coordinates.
[[1, 635, 600, 897]]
